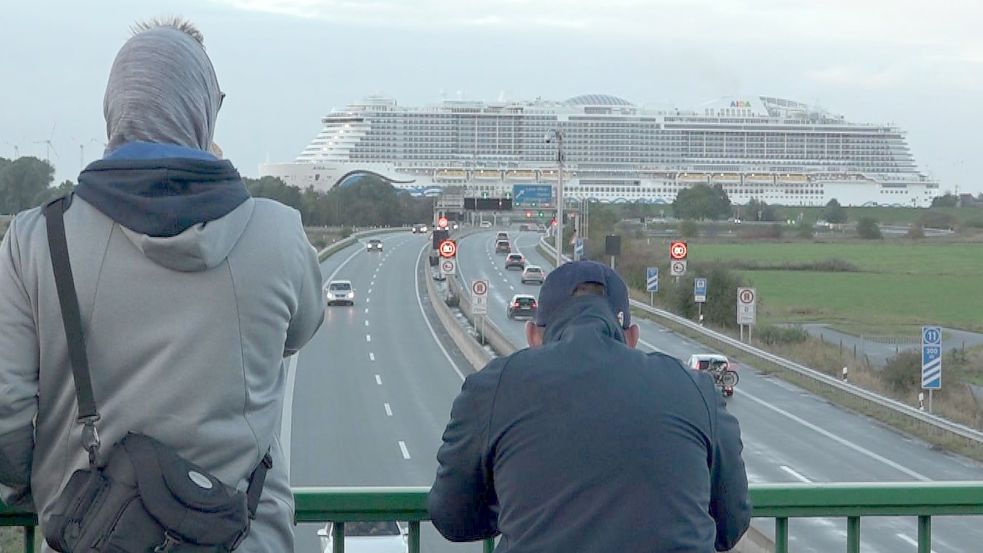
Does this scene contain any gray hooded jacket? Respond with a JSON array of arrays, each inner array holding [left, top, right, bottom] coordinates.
[[0, 189, 324, 550]]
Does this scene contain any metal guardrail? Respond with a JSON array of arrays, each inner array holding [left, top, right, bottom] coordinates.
[[538, 238, 983, 447], [7, 482, 983, 553]]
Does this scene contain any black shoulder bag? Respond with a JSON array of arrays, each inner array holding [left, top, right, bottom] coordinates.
[[42, 196, 273, 553]]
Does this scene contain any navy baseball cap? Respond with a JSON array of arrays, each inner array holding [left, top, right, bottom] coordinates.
[[535, 260, 631, 329]]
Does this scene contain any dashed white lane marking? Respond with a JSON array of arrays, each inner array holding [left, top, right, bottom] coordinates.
[[366, 334, 371, 342], [897, 534, 937, 553], [369, 352, 375, 362], [509, 285, 515, 291], [365, 320, 370, 327], [365, 308, 369, 314], [371, 280, 375, 286], [366, 298, 370, 303], [736, 388, 931, 481], [375, 374, 383, 385], [368, 288, 373, 294], [398, 441, 411, 460], [779, 465, 812, 483], [384, 403, 393, 417]]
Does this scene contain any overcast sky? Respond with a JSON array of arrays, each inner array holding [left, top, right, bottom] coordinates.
[[2, 0, 981, 193]]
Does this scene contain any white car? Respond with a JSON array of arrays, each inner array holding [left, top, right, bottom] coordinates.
[[318, 522, 407, 553], [324, 280, 355, 306], [686, 354, 739, 397], [479, 221, 492, 228], [521, 265, 545, 285]]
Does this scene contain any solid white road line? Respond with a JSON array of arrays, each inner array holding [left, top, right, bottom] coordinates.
[[375, 374, 383, 385], [415, 245, 467, 382], [736, 388, 931, 481], [284, 240, 366, 467], [897, 534, 937, 553], [384, 403, 393, 417], [779, 465, 812, 483], [398, 441, 411, 460], [369, 352, 375, 361]]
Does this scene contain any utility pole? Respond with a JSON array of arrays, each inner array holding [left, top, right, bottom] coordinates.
[[546, 129, 564, 267]]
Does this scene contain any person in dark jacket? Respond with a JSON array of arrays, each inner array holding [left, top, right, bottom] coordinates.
[[429, 260, 750, 552]]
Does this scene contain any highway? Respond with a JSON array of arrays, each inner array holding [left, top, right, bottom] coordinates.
[[288, 232, 481, 553], [455, 229, 983, 553]]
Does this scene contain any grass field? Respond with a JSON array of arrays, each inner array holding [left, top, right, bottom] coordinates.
[[691, 242, 983, 332], [769, 205, 983, 226]]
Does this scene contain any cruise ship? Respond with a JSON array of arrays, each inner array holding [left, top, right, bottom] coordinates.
[[259, 94, 940, 207]]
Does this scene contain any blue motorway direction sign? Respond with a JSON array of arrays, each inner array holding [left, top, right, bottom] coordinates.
[[646, 267, 659, 293], [694, 277, 707, 303], [512, 184, 554, 207], [921, 326, 942, 390]]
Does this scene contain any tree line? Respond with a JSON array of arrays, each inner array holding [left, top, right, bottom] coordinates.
[[0, 157, 433, 228]]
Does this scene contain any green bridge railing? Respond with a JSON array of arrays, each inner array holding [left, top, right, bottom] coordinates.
[[4, 482, 983, 552]]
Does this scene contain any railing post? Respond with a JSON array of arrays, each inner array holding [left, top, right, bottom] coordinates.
[[333, 521, 344, 553], [408, 521, 421, 553], [918, 515, 932, 553], [775, 517, 789, 553], [25, 526, 35, 553], [847, 516, 860, 553]]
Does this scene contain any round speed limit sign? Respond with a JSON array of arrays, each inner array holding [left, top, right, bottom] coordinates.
[[739, 288, 755, 304], [472, 280, 488, 296], [669, 241, 688, 260]]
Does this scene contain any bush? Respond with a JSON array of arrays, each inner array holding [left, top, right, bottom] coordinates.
[[856, 217, 882, 239], [737, 224, 783, 240], [678, 219, 700, 238], [962, 218, 983, 230], [906, 224, 925, 239], [882, 351, 921, 393], [756, 325, 809, 346], [339, 226, 354, 239], [663, 265, 748, 329], [918, 211, 957, 230], [795, 222, 814, 239]]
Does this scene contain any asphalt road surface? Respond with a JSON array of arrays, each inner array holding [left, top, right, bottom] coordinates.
[[455, 229, 983, 553], [289, 232, 482, 553]]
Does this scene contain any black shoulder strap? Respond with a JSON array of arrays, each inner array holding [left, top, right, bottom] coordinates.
[[245, 450, 273, 519], [44, 196, 101, 425]]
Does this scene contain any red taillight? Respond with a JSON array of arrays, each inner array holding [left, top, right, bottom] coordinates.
[[513, 302, 520, 308]]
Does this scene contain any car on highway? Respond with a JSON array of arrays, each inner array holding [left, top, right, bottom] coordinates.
[[520, 265, 545, 284], [496, 231, 509, 241], [366, 238, 383, 252], [411, 223, 428, 234], [318, 521, 407, 553], [536, 224, 547, 232], [324, 280, 355, 306], [507, 294, 538, 320], [687, 353, 739, 397], [505, 253, 526, 270], [495, 240, 512, 254], [479, 221, 492, 228]]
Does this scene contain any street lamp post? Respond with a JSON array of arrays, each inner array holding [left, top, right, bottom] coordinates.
[[546, 129, 564, 267]]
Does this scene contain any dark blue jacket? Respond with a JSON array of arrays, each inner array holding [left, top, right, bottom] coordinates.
[[429, 295, 751, 552]]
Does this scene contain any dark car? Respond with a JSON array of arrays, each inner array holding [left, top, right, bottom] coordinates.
[[366, 239, 383, 252], [411, 223, 429, 234], [505, 253, 526, 270], [507, 294, 538, 320], [495, 240, 511, 254]]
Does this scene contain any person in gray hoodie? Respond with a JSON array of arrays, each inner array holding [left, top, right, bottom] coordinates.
[[0, 18, 324, 551]]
